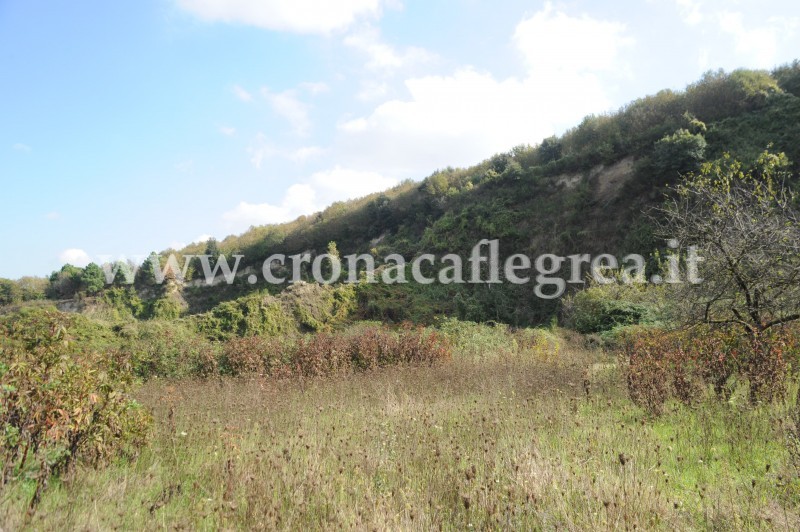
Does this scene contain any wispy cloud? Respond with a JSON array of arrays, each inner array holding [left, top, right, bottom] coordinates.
[[299, 81, 330, 95], [247, 133, 324, 168], [176, 0, 386, 35], [344, 25, 434, 72], [12, 143, 32, 153], [288, 145, 325, 163], [45, 211, 60, 221], [219, 126, 236, 136], [232, 84, 253, 102], [261, 88, 312, 136]]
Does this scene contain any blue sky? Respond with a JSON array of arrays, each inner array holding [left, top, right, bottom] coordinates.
[[1, 0, 799, 278]]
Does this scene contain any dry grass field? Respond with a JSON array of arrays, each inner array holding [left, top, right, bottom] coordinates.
[[2, 331, 799, 530]]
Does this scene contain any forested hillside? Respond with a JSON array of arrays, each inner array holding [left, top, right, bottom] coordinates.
[[4, 63, 800, 327]]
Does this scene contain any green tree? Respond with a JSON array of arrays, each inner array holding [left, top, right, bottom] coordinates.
[[205, 238, 220, 258], [80, 263, 106, 295], [653, 128, 707, 178], [111, 261, 135, 287], [0, 279, 22, 306], [16, 277, 48, 301], [48, 264, 83, 299], [538, 136, 562, 164], [135, 253, 159, 288]]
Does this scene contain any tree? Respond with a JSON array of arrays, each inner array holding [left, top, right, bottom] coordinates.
[[0, 279, 22, 306], [135, 253, 159, 288], [205, 238, 220, 258], [48, 264, 83, 299], [538, 135, 562, 164], [16, 277, 48, 301], [652, 128, 707, 178], [111, 261, 135, 287], [657, 151, 800, 336], [80, 263, 106, 295]]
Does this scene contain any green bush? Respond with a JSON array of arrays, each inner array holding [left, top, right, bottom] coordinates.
[[0, 309, 151, 507], [148, 297, 184, 320], [194, 292, 296, 340], [194, 284, 356, 340], [563, 283, 662, 335], [118, 320, 218, 379], [101, 287, 145, 319], [436, 317, 518, 358], [653, 128, 707, 177]]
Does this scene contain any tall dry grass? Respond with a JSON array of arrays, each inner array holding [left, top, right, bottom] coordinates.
[[2, 332, 798, 530]]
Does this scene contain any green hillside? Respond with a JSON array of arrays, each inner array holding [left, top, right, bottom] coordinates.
[[4, 63, 800, 327]]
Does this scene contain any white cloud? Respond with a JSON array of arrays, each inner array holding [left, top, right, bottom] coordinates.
[[299, 81, 330, 95], [335, 5, 633, 175], [59, 248, 91, 267], [232, 84, 253, 102], [219, 126, 236, 136], [193, 234, 214, 244], [45, 211, 60, 220], [222, 184, 318, 228], [344, 25, 434, 71], [12, 143, 32, 153], [513, 3, 633, 74], [674, 0, 704, 26], [356, 80, 389, 101], [717, 11, 783, 68], [222, 166, 397, 231], [176, 0, 384, 34], [288, 146, 325, 163], [262, 88, 311, 136], [248, 133, 323, 168], [669, 1, 799, 69], [311, 166, 397, 202], [248, 133, 275, 169]]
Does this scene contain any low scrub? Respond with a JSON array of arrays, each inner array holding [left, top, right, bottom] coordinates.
[[619, 325, 798, 414], [220, 324, 451, 378], [562, 283, 663, 335], [0, 309, 151, 508], [436, 317, 562, 360], [118, 320, 219, 379]]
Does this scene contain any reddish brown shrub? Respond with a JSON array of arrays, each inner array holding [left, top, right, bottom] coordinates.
[[619, 325, 796, 414], [222, 336, 292, 377], [219, 325, 452, 379]]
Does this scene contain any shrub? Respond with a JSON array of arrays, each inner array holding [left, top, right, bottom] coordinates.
[[101, 287, 145, 319], [221, 336, 291, 377], [652, 128, 707, 177], [217, 324, 452, 378], [620, 325, 797, 414], [563, 285, 660, 335], [0, 309, 151, 507], [436, 318, 518, 358], [513, 328, 563, 361], [119, 320, 219, 379], [194, 292, 296, 340], [149, 297, 184, 320]]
